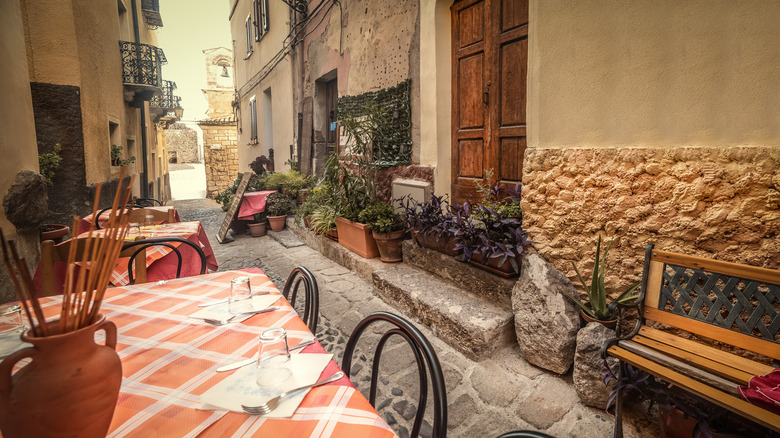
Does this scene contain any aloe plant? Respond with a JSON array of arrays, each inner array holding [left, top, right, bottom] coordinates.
[[564, 236, 640, 321]]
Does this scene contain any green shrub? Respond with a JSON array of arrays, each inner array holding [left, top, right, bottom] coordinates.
[[38, 144, 62, 187], [266, 192, 293, 217], [358, 201, 405, 233]]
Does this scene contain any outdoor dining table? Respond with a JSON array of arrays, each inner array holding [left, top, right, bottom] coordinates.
[[79, 221, 218, 287], [78, 206, 181, 234], [30, 270, 396, 437], [236, 190, 277, 221]]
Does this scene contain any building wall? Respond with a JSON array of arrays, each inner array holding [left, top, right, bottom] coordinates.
[[165, 123, 199, 163], [300, 0, 421, 175], [230, 0, 295, 173], [416, 0, 779, 290], [0, 0, 42, 303], [200, 123, 239, 198]]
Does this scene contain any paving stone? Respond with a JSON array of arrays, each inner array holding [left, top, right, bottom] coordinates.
[[397, 426, 410, 438], [515, 375, 580, 430], [268, 228, 304, 248], [471, 364, 523, 407], [448, 393, 478, 428], [318, 266, 351, 276], [326, 279, 358, 294]]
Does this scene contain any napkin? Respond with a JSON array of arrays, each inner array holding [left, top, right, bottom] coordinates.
[[188, 294, 281, 324], [0, 331, 29, 359], [199, 353, 332, 417]]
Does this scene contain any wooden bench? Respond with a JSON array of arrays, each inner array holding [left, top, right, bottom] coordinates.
[[602, 244, 780, 436]]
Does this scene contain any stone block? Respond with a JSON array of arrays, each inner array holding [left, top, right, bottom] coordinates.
[[573, 322, 617, 408]]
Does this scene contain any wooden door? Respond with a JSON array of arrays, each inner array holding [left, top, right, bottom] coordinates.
[[451, 0, 528, 201]]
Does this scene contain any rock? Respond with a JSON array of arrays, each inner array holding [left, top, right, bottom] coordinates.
[[2, 170, 48, 229], [377, 398, 392, 411], [512, 254, 580, 374], [573, 322, 618, 408], [384, 412, 397, 425], [391, 387, 403, 396], [351, 363, 363, 374], [419, 419, 432, 438], [380, 376, 390, 385], [393, 399, 416, 420], [397, 426, 410, 438]]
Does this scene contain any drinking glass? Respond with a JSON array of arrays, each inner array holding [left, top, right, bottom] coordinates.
[[255, 327, 292, 387], [128, 223, 141, 237], [143, 215, 155, 228], [0, 304, 24, 336], [228, 276, 253, 314]]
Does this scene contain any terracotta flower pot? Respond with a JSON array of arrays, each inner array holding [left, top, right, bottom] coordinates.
[[267, 215, 286, 231], [248, 221, 267, 237], [40, 224, 70, 243], [325, 228, 339, 241], [0, 315, 122, 438], [579, 308, 617, 329], [411, 229, 461, 256], [335, 217, 379, 258], [372, 229, 407, 262], [468, 252, 522, 278]]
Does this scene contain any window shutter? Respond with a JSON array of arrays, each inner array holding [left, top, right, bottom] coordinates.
[[254, 0, 262, 41], [250, 98, 257, 141], [261, 0, 269, 34]]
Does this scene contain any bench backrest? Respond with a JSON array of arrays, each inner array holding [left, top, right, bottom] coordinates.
[[640, 244, 780, 360]]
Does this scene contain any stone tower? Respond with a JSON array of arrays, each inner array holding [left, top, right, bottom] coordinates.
[[198, 47, 238, 198]]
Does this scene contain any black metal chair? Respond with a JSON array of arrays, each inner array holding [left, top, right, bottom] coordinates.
[[497, 431, 556, 438], [281, 267, 319, 332], [121, 237, 207, 284], [133, 197, 163, 207], [342, 312, 447, 438]]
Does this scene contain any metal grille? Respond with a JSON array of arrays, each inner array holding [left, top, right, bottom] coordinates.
[[120, 41, 167, 88], [141, 0, 163, 28], [338, 78, 412, 167], [151, 80, 181, 109], [658, 263, 780, 341]]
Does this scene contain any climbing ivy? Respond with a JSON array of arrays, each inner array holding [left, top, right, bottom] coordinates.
[[337, 78, 412, 167]]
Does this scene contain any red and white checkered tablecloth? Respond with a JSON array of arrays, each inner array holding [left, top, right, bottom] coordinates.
[[32, 271, 396, 438], [84, 221, 218, 286]]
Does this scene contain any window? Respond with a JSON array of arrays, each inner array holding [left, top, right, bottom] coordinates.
[[253, 0, 269, 41], [245, 15, 253, 56], [249, 96, 257, 143]]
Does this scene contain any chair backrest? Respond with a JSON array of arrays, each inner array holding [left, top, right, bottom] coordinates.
[[121, 237, 207, 284], [342, 311, 447, 438], [281, 266, 319, 332], [133, 197, 163, 207], [496, 431, 556, 438], [39, 237, 146, 296], [126, 208, 176, 226]]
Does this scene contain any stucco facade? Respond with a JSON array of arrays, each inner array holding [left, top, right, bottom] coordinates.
[[229, 0, 295, 173], [19, 0, 174, 224]]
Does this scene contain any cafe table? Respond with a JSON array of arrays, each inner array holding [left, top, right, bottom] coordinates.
[[31, 270, 396, 437], [80, 221, 219, 286], [79, 206, 181, 234], [236, 190, 277, 221]]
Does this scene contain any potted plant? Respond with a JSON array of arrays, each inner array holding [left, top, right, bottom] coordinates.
[[248, 212, 267, 237], [562, 235, 640, 327], [39, 223, 70, 243], [400, 194, 460, 256], [452, 202, 532, 277], [359, 201, 406, 262], [296, 185, 331, 229], [310, 205, 338, 241], [265, 192, 292, 231]]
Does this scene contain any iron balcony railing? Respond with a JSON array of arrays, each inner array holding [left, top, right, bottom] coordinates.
[[151, 80, 181, 109], [141, 0, 163, 28], [120, 41, 167, 88]]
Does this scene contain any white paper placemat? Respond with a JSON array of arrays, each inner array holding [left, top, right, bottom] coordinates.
[[188, 294, 281, 323], [199, 353, 333, 418]]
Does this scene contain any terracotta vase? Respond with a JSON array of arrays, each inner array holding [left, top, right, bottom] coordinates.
[[335, 217, 379, 258], [468, 252, 522, 278], [579, 308, 618, 329], [372, 229, 407, 262], [267, 215, 286, 231], [658, 405, 726, 438], [0, 315, 122, 438], [248, 221, 267, 237]]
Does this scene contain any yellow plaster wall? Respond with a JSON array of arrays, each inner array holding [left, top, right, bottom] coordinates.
[[528, 0, 780, 149], [21, 0, 81, 85]]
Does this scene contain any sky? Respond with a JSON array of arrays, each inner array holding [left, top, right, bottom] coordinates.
[[156, 0, 233, 126]]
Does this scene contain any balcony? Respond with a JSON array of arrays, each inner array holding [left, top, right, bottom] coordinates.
[[151, 80, 181, 110], [141, 0, 163, 28], [120, 41, 167, 106]]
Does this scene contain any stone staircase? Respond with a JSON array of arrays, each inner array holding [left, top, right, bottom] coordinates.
[[288, 219, 519, 360]]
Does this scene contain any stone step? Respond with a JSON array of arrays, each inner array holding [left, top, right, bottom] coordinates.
[[372, 263, 515, 361], [401, 240, 517, 306]]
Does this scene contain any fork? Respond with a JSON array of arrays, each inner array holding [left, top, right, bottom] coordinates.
[[203, 306, 279, 325], [241, 371, 345, 415]]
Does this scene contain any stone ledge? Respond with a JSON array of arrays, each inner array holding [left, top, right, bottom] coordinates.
[[373, 264, 515, 360], [402, 240, 516, 306]]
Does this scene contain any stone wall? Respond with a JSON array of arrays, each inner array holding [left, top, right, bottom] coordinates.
[[200, 121, 238, 198], [521, 146, 780, 293], [165, 123, 198, 163]]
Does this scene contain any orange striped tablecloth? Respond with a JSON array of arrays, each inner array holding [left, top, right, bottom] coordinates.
[[34, 270, 396, 438], [82, 221, 218, 286], [79, 206, 180, 234]]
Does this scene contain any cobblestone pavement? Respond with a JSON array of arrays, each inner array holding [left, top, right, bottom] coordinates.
[[173, 198, 659, 438]]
